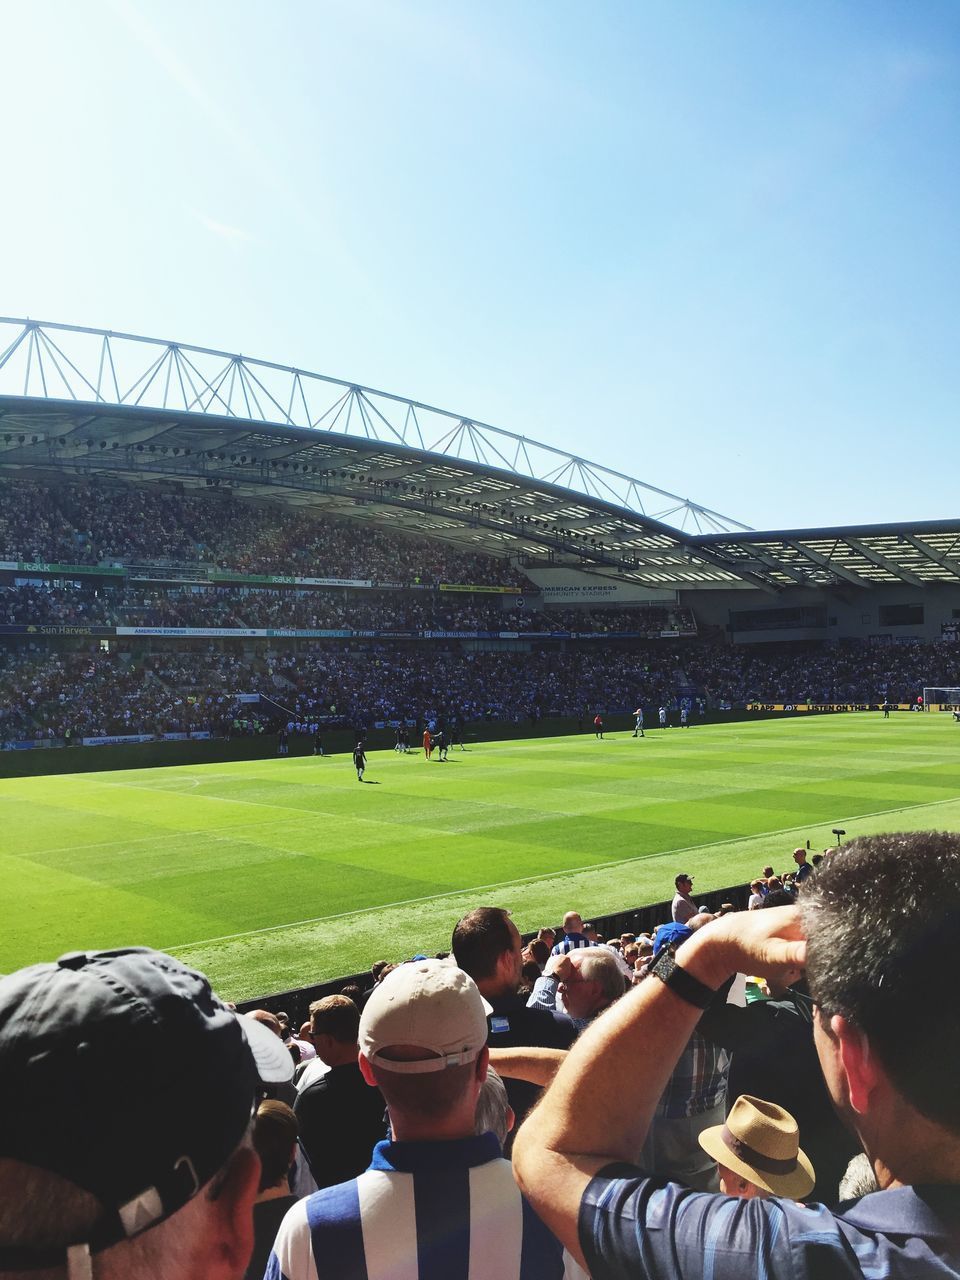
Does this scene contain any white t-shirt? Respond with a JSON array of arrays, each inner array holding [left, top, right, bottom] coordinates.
[[295, 1057, 332, 1092]]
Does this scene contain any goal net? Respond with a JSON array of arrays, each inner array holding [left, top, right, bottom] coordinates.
[[921, 688, 960, 711]]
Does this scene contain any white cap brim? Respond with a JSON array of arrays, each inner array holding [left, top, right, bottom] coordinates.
[[239, 1014, 294, 1084]]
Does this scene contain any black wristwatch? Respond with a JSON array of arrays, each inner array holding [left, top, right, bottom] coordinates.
[[648, 948, 715, 1010]]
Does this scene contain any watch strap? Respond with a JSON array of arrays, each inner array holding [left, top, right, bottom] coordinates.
[[650, 950, 714, 1010]]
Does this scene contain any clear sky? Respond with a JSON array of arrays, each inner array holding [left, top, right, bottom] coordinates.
[[2, 1, 957, 531]]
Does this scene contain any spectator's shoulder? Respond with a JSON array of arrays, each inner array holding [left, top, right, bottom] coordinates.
[[494, 999, 577, 1047], [536, 1006, 579, 1046], [579, 1167, 836, 1280], [294, 1073, 333, 1105], [268, 1196, 313, 1278]]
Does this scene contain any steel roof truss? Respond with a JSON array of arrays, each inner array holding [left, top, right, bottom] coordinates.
[[784, 540, 871, 587], [839, 536, 922, 586], [902, 535, 960, 582]]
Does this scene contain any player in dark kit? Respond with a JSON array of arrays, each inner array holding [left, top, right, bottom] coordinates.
[[594, 713, 604, 739], [353, 742, 366, 781]]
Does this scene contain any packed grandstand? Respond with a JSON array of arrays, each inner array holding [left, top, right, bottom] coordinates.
[[1, 475, 958, 748]]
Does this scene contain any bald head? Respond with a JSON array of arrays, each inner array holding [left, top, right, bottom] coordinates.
[[247, 1009, 282, 1037], [688, 912, 715, 932]]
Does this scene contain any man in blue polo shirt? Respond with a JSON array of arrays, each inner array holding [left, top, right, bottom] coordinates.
[[514, 832, 960, 1279], [267, 959, 565, 1280]]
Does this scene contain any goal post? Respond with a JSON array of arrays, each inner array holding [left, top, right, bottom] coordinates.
[[921, 688, 960, 711]]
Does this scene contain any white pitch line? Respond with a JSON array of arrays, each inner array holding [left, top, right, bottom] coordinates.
[[165, 792, 960, 953]]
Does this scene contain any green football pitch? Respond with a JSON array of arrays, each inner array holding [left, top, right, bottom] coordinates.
[[2, 713, 959, 1001]]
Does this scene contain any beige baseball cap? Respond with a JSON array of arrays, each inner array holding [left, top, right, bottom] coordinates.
[[359, 959, 492, 1074]]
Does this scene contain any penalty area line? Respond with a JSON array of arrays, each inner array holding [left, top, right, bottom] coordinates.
[[165, 792, 960, 954]]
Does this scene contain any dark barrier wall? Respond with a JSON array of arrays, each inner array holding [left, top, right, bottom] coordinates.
[[0, 709, 792, 779], [236, 881, 751, 1021]]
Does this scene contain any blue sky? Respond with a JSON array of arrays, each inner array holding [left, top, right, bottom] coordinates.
[[2, 1, 957, 530]]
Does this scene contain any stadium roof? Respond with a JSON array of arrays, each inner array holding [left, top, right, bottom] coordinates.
[[0, 318, 957, 593], [697, 524, 960, 590]]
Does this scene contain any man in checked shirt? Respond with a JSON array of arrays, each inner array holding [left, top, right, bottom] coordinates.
[[514, 832, 960, 1280]]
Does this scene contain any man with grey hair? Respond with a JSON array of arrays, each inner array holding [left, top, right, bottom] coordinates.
[[267, 958, 566, 1279], [514, 832, 960, 1278], [0, 947, 292, 1280], [530, 947, 626, 1030]]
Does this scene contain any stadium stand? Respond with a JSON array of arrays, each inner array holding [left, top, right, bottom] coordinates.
[[4, 475, 959, 754], [0, 581, 694, 636], [2, 634, 957, 748], [0, 478, 531, 585]]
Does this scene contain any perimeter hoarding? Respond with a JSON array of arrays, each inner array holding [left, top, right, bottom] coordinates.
[[746, 703, 917, 713]]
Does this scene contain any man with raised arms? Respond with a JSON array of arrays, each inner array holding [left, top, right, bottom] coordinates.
[[513, 832, 960, 1279]]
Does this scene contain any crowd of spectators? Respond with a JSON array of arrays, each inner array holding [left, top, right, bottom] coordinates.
[[3, 833, 953, 1279], [0, 581, 694, 635], [0, 783, 957, 1274], [0, 478, 529, 586], [0, 646, 251, 742], [2, 633, 954, 746], [690, 637, 960, 706]]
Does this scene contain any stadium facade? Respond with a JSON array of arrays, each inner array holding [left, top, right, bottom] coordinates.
[[1, 318, 957, 649]]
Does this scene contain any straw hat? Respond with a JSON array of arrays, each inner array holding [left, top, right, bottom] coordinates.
[[698, 1095, 815, 1199]]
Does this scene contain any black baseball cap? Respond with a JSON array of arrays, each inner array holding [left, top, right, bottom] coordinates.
[[675, 873, 694, 886], [0, 947, 291, 1274]]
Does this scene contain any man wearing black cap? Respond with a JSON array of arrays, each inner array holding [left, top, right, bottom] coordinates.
[[0, 946, 292, 1280], [671, 873, 697, 924]]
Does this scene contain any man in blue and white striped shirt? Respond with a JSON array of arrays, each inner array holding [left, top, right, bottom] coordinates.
[[266, 959, 565, 1280], [550, 912, 597, 957]]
